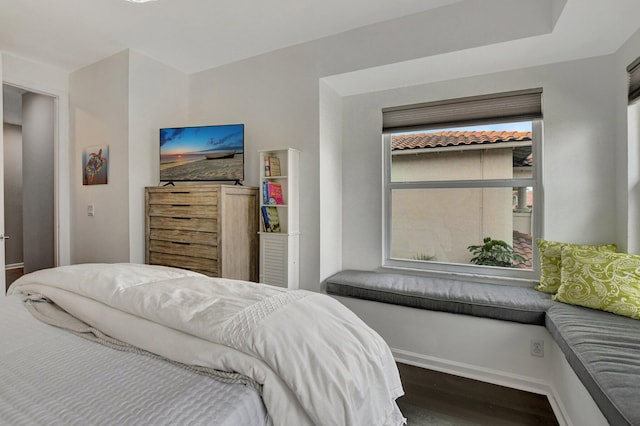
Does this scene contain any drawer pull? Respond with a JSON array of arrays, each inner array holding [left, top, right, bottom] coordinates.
[[172, 217, 192, 220], [172, 204, 191, 207], [172, 242, 191, 246], [170, 191, 191, 194]]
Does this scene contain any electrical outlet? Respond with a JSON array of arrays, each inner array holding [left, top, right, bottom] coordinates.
[[531, 339, 544, 357]]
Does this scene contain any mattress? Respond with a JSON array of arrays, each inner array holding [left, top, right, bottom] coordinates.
[[0, 294, 268, 426]]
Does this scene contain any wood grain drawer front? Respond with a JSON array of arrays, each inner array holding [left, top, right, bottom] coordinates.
[[148, 204, 217, 219], [149, 240, 218, 260], [149, 229, 217, 246], [149, 216, 217, 233], [149, 252, 218, 275], [147, 191, 218, 206]]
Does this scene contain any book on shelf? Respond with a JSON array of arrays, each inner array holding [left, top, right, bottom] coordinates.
[[263, 155, 282, 177], [259, 208, 267, 232], [267, 182, 283, 205], [260, 206, 270, 231], [264, 156, 271, 177], [262, 181, 270, 204], [261, 206, 281, 233], [269, 156, 281, 176], [262, 181, 283, 205]]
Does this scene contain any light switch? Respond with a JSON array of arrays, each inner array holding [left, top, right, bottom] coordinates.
[[87, 204, 95, 216]]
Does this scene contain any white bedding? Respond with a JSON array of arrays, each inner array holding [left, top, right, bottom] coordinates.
[[8, 263, 405, 426], [0, 293, 268, 426]]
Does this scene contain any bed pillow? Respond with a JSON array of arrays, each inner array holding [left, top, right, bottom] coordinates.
[[535, 239, 616, 294], [553, 247, 640, 320]]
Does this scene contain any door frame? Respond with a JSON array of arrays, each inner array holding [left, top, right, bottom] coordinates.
[[1, 77, 70, 287]]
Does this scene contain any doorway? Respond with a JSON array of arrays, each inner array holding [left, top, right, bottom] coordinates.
[[2, 84, 56, 291]]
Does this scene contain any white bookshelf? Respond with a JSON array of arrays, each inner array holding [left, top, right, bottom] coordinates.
[[258, 148, 300, 288]]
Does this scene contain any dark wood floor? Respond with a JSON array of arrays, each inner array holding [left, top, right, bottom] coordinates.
[[397, 363, 559, 425], [5, 267, 23, 292]]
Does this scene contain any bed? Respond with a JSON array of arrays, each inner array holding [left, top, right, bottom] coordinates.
[[2, 263, 405, 425]]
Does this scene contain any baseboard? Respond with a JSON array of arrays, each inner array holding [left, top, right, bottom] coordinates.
[[5, 263, 24, 271], [392, 347, 571, 426]]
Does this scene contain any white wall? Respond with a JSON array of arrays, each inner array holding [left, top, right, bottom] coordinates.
[[128, 51, 188, 263], [325, 55, 624, 414], [186, 1, 561, 290], [341, 55, 619, 272], [69, 49, 189, 265], [319, 81, 343, 281], [70, 51, 130, 263], [189, 45, 322, 290]]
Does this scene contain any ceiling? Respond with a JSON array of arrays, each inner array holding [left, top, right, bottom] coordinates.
[[1, 0, 639, 84], [0, 0, 461, 74], [325, 0, 640, 95]]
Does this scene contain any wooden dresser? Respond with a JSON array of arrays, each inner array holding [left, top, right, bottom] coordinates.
[[145, 184, 259, 281]]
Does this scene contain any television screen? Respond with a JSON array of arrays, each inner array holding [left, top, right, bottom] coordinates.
[[159, 124, 244, 182]]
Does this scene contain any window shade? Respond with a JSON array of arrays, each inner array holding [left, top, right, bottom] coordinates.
[[628, 57, 640, 105], [382, 88, 543, 133]]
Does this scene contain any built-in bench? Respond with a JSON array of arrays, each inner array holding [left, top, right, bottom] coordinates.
[[326, 270, 640, 426], [325, 269, 554, 325]]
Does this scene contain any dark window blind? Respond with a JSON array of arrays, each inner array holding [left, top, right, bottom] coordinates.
[[382, 88, 543, 133], [628, 57, 640, 105]]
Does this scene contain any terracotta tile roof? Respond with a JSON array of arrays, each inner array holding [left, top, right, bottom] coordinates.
[[392, 131, 532, 151], [512, 230, 532, 269]]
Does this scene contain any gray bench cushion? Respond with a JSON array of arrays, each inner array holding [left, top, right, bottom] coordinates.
[[326, 270, 553, 325], [546, 304, 640, 426]]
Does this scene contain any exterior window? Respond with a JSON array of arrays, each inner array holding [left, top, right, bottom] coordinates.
[[384, 120, 542, 279]]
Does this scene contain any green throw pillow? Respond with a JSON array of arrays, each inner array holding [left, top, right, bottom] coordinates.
[[554, 247, 640, 320], [535, 239, 616, 294]]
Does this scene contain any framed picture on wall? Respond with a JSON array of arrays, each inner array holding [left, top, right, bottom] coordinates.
[[82, 145, 109, 185]]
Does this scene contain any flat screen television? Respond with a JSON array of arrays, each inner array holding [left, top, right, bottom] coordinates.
[[159, 124, 244, 183]]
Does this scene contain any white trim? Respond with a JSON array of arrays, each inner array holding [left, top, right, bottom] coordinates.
[[382, 118, 543, 280], [2, 78, 70, 268], [5, 262, 23, 270], [390, 178, 535, 189], [379, 264, 537, 286]]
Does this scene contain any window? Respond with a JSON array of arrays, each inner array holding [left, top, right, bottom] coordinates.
[[383, 90, 542, 279]]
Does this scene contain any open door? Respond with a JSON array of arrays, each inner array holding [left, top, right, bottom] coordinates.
[[0, 82, 6, 293], [2, 84, 56, 292]]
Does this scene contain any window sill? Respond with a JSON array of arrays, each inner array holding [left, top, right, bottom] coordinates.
[[379, 263, 538, 288]]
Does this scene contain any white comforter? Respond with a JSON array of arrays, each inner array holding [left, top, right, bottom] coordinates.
[[9, 263, 405, 426]]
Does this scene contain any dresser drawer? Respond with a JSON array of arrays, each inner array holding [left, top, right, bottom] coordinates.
[[146, 184, 258, 282], [148, 204, 217, 219], [149, 240, 218, 260], [149, 216, 217, 233], [147, 191, 218, 206], [149, 252, 218, 275], [149, 229, 217, 246]]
